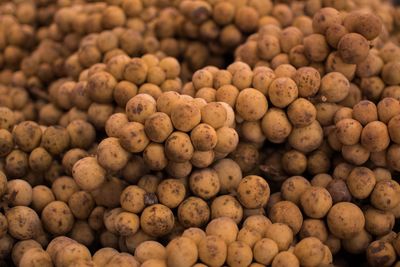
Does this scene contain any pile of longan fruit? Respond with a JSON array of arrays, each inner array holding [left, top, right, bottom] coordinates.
[[1, 0, 400, 266]]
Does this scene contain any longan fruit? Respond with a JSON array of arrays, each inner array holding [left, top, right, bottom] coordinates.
[[41, 126, 70, 155], [312, 7, 342, 34], [338, 33, 369, 64], [12, 240, 42, 266], [0, 213, 7, 238], [366, 241, 397, 267], [326, 178, 352, 204], [243, 215, 271, 237], [201, 102, 227, 129], [190, 123, 217, 151], [272, 3, 293, 27], [105, 113, 129, 138], [69, 220, 95, 247], [303, 34, 330, 62], [92, 247, 118, 267], [265, 223, 294, 251], [0, 129, 14, 157], [319, 72, 350, 102], [257, 34, 281, 61], [6, 206, 41, 240], [232, 67, 253, 90], [87, 71, 116, 103], [141, 259, 166, 267], [102, 5, 126, 28], [307, 150, 331, 175], [126, 94, 156, 124], [382, 61, 400, 86], [268, 77, 298, 108], [325, 51, 356, 81], [156, 179, 186, 209], [158, 57, 180, 79], [198, 235, 227, 267], [293, 67, 321, 98], [361, 121, 390, 152], [227, 241, 253, 267], [114, 211, 140, 236], [140, 204, 174, 237], [166, 237, 198, 267], [68, 191, 95, 220], [342, 141, 370, 165], [13, 121, 42, 152], [189, 168, 220, 200], [190, 150, 214, 168], [0, 107, 15, 131], [32, 185, 55, 212], [113, 81, 138, 108], [55, 242, 92, 267], [364, 207, 395, 236], [294, 237, 325, 267], [388, 115, 400, 144], [271, 251, 299, 267], [287, 98, 317, 127], [210, 195, 243, 224], [371, 180, 400, 211], [103, 208, 124, 234], [299, 219, 328, 242], [325, 23, 348, 49], [280, 176, 311, 205], [311, 173, 333, 188], [5, 149, 29, 179], [28, 147, 52, 173], [19, 248, 52, 267], [134, 241, 166, 263], [261, 108, 292, 144], [327, 202, 365, 239], [182, 228, 206, 246], [41, 201, 74, 235], [170, 101, 201, 132], [253, 238, 279, 265], [6, 179, 33, 206], [214, 126, 239, 154], [344, 11, 382, 41], [0, 234, 14, 260], [119, 122, 150, 153], [212, 159, 242, 194], [165, 161, 192, 179], [97, 137, 129, 172], [240, 120, 266, 144], [177, 196, 210, 228], [288, 121, 323, 153], [66, 120, 96, 149], [192, 69, 213, 90], [205, 217, 239, 245], [144, 112, 173, 143], [335, 118, 362, 146], [165, 132, 194, 163], [351, 100, 377, 126], [388, 144, 400, 171], [269, 200, 303, 235], [341, 228, 372, 254], [215, 85, 239, 107], [72, 157, 106, 192], [346, 167, 376, 199], [237, 175, 270, 209], [120, 185, 146, 214], [51, 176, 79, 202], [300, 186, 332, 219], [235, 88, 268, 121]]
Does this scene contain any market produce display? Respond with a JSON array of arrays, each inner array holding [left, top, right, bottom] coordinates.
[[0, 0, 400, 266]]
